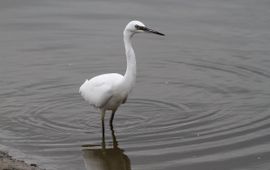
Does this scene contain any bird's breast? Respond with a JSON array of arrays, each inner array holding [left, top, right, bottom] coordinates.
[[104, 93, 127, 110]]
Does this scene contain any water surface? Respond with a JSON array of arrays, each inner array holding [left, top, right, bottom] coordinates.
[[1, 0, 270, 170]]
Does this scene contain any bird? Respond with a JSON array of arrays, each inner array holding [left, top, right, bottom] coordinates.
[[79, 20, 164, 129]]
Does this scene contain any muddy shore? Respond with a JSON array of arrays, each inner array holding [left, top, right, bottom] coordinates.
[[0, 151, 44, 170]]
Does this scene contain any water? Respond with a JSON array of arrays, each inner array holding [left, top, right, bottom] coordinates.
[[1, 0, 270, 170]]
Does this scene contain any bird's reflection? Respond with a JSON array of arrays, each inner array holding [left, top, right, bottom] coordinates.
[[82, 124, 131, 170]]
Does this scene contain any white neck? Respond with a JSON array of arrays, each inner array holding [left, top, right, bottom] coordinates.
[[123, 31, 136, 92]]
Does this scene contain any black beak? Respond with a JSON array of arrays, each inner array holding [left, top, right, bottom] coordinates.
[[135, 25, 165, 36], [144, 27, 165, 36]]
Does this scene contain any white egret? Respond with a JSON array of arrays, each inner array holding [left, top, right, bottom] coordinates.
[[79, 20, 164, 128]]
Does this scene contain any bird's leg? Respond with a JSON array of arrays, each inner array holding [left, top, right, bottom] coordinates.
[[110, 122, 118, 148], [110, 109, 117, 126], [100, 109, 106, 149]]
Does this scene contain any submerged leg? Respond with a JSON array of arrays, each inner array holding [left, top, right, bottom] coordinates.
[[110, 109, 117, 126], [110, 122, 118, 148]]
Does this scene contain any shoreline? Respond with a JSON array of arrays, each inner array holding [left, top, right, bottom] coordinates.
[[0, 151, 44, 170]]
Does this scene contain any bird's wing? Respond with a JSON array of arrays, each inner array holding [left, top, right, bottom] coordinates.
[[79, 73, 123, 108], [80, 79, 113, 107]]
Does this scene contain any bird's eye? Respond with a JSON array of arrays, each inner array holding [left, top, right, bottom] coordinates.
[[135, 25, 146, 31], [135, 25, 140, 30]]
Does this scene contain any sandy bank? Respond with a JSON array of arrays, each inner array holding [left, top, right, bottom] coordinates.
[[0, 151, 44, 170]]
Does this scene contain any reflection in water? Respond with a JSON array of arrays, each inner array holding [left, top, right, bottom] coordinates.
[[82, 125, 131, 170]]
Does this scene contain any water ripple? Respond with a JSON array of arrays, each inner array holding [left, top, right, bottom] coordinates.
[[2, 84, 270, 170]]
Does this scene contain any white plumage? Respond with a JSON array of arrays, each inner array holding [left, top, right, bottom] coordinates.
[[79, 20, 164, 127], [80, 73, 127, 110]]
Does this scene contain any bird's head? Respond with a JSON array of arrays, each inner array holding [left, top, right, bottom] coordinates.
[[124, 20, 165, 37]]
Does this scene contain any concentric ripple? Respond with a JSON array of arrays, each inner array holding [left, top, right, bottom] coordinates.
[[111, 99, 270, 170], [1, 74, 270, 170]]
